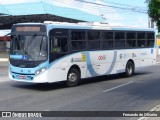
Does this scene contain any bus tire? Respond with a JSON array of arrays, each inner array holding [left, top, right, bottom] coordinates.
[[67, 68, 80, 87], [125, 61, 134, 77]]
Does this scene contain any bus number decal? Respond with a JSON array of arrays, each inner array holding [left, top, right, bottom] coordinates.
[[98, 55, 106, 60]]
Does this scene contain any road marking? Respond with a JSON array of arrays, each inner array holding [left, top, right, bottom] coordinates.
[[102, 81, 134, 93], [0, 58, 9, 62], [138, 105, 160, 120]]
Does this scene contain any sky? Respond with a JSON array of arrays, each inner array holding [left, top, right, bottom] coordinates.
[[0, 0, 149, 28]]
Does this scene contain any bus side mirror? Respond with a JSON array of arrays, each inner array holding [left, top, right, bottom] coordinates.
[[4, 33, 11, 52]]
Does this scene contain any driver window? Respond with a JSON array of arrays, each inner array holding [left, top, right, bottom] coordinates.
[[53, 37, 61, 53], [50, 37, 68, 53]]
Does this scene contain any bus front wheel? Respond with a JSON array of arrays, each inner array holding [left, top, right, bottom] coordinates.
[[125, 61, 135, 77], [67, 68, 80, 87]]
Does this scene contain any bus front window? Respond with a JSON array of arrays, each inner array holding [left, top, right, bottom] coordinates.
[[11, 35, 48, 61]]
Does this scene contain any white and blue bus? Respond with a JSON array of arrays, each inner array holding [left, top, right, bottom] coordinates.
[[9, 22, 156, 87]]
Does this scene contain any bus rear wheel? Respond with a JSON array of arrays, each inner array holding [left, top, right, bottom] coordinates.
[[125, 61, 134, 77], [67, 68, 80, 87]]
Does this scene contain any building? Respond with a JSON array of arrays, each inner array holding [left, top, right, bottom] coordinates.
[[0, 2, 104, 29]]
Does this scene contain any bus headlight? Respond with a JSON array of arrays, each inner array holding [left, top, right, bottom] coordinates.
[[35, 67, 46, 76], [35, 70, 40, 75]]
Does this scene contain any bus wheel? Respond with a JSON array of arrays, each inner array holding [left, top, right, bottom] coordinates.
[[125, 61, 134, 77], [67, 68, 80, 87]]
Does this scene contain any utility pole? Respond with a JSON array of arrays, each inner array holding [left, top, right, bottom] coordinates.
[[148, 15, 154, 28], [146, 0, 151, 28], [151, 18, 154, 28], [148, 15, 150, 28]]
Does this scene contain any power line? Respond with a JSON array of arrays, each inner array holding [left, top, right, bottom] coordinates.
[[74, 0, 148, 14], [52, 0, 149, 24], [101, 0, 147, 10], [53, 0, 147, 15]]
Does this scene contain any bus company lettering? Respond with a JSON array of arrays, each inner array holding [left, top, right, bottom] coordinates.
[[132, 53, 137, 58], [122, 54, 131, 59], [141, 52, 147, 56], [151, 49, 154, 54], [71, 53, 86, 63], [98, 55, 106, 60], [71, 58, 83, 63]]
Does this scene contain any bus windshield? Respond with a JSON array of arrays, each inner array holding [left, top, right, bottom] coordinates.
[[11, 35, 48, 61]]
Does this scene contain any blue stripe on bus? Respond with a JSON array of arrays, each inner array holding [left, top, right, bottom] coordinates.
[[106, 51, 117, 74], [86, 52, 96, 76], [86, 51, 117, 77]]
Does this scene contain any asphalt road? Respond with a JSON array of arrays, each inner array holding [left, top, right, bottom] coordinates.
[[0, 62, 160, 120]]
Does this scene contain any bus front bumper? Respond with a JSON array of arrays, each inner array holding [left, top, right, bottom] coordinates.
[[9, 70, 49, 83]]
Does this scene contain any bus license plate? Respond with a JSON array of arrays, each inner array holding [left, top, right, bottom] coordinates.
[[19, 75, 26, 79]]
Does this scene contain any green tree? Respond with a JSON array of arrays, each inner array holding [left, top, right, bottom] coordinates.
[[157, 34, 160, 38], [148, 0, 160, 31]]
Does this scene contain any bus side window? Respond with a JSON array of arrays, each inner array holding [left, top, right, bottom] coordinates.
[[137, 32, 146, 48], [50, 37, 68, 53], [102, 31, 114, 50], [137, 40, 146, 48], [114, 32, 125, 49], [60, 38, 68, 52], [126, 32, 136, 48], [71, 31, 86, 51], [147, 32, 154, 48], [88, 30, 100, 50]]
